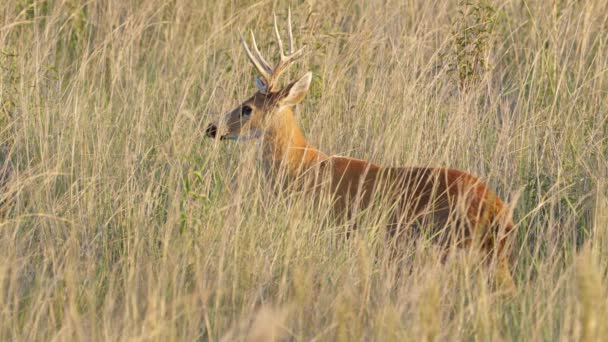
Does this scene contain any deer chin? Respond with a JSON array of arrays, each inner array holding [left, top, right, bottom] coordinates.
[[237, 130, 262, 141], [220, 130, 262, 141]]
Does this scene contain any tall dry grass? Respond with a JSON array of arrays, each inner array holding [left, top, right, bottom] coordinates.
[[0, 0, 607, 340]]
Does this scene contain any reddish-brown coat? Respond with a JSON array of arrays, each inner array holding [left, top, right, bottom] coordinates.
[[321, 157, 513, 245]]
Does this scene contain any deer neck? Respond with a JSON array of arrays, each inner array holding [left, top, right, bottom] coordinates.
[[261, 107, 327, 177]]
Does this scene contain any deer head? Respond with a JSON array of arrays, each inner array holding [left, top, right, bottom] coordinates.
[[205, 10, 312, 142]]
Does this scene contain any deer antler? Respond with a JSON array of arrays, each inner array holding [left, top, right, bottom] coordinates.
[[240, 8, 306, 93]]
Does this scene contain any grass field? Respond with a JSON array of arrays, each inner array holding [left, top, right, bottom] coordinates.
[[1, 0, 607, 340]]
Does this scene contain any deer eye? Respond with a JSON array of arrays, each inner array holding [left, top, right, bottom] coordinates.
[[241, 105, 252, 117]]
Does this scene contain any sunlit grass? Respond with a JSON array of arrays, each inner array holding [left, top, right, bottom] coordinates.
[[0, 0, 606, 340]]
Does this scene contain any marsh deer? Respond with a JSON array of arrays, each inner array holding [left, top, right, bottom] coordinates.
[[205, 11, 516, 291]]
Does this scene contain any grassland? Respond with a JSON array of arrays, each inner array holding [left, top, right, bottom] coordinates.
[[0, 0, 607, 340]]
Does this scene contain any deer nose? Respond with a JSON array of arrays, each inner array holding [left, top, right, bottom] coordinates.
[[205, 124, 217, 138]]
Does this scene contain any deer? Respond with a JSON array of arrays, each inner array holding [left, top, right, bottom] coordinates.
[[205, 10, 517, 292]]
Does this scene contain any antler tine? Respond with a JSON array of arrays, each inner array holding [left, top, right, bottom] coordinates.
[[287, 7, 294, 54], [273, 13, 285, 58], [271, 10, 305, 71], [280, 9, 305, 62], [241, 11, 306, 92], [249, 32, 272, 74], [240, 31, 272, 82]]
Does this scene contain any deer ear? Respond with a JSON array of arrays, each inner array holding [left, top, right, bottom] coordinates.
[[280, 72, 312, 106], [255, 76, 268, 93]]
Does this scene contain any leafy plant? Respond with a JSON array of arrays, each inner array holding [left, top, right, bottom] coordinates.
[[447, 0, 497, 91]]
